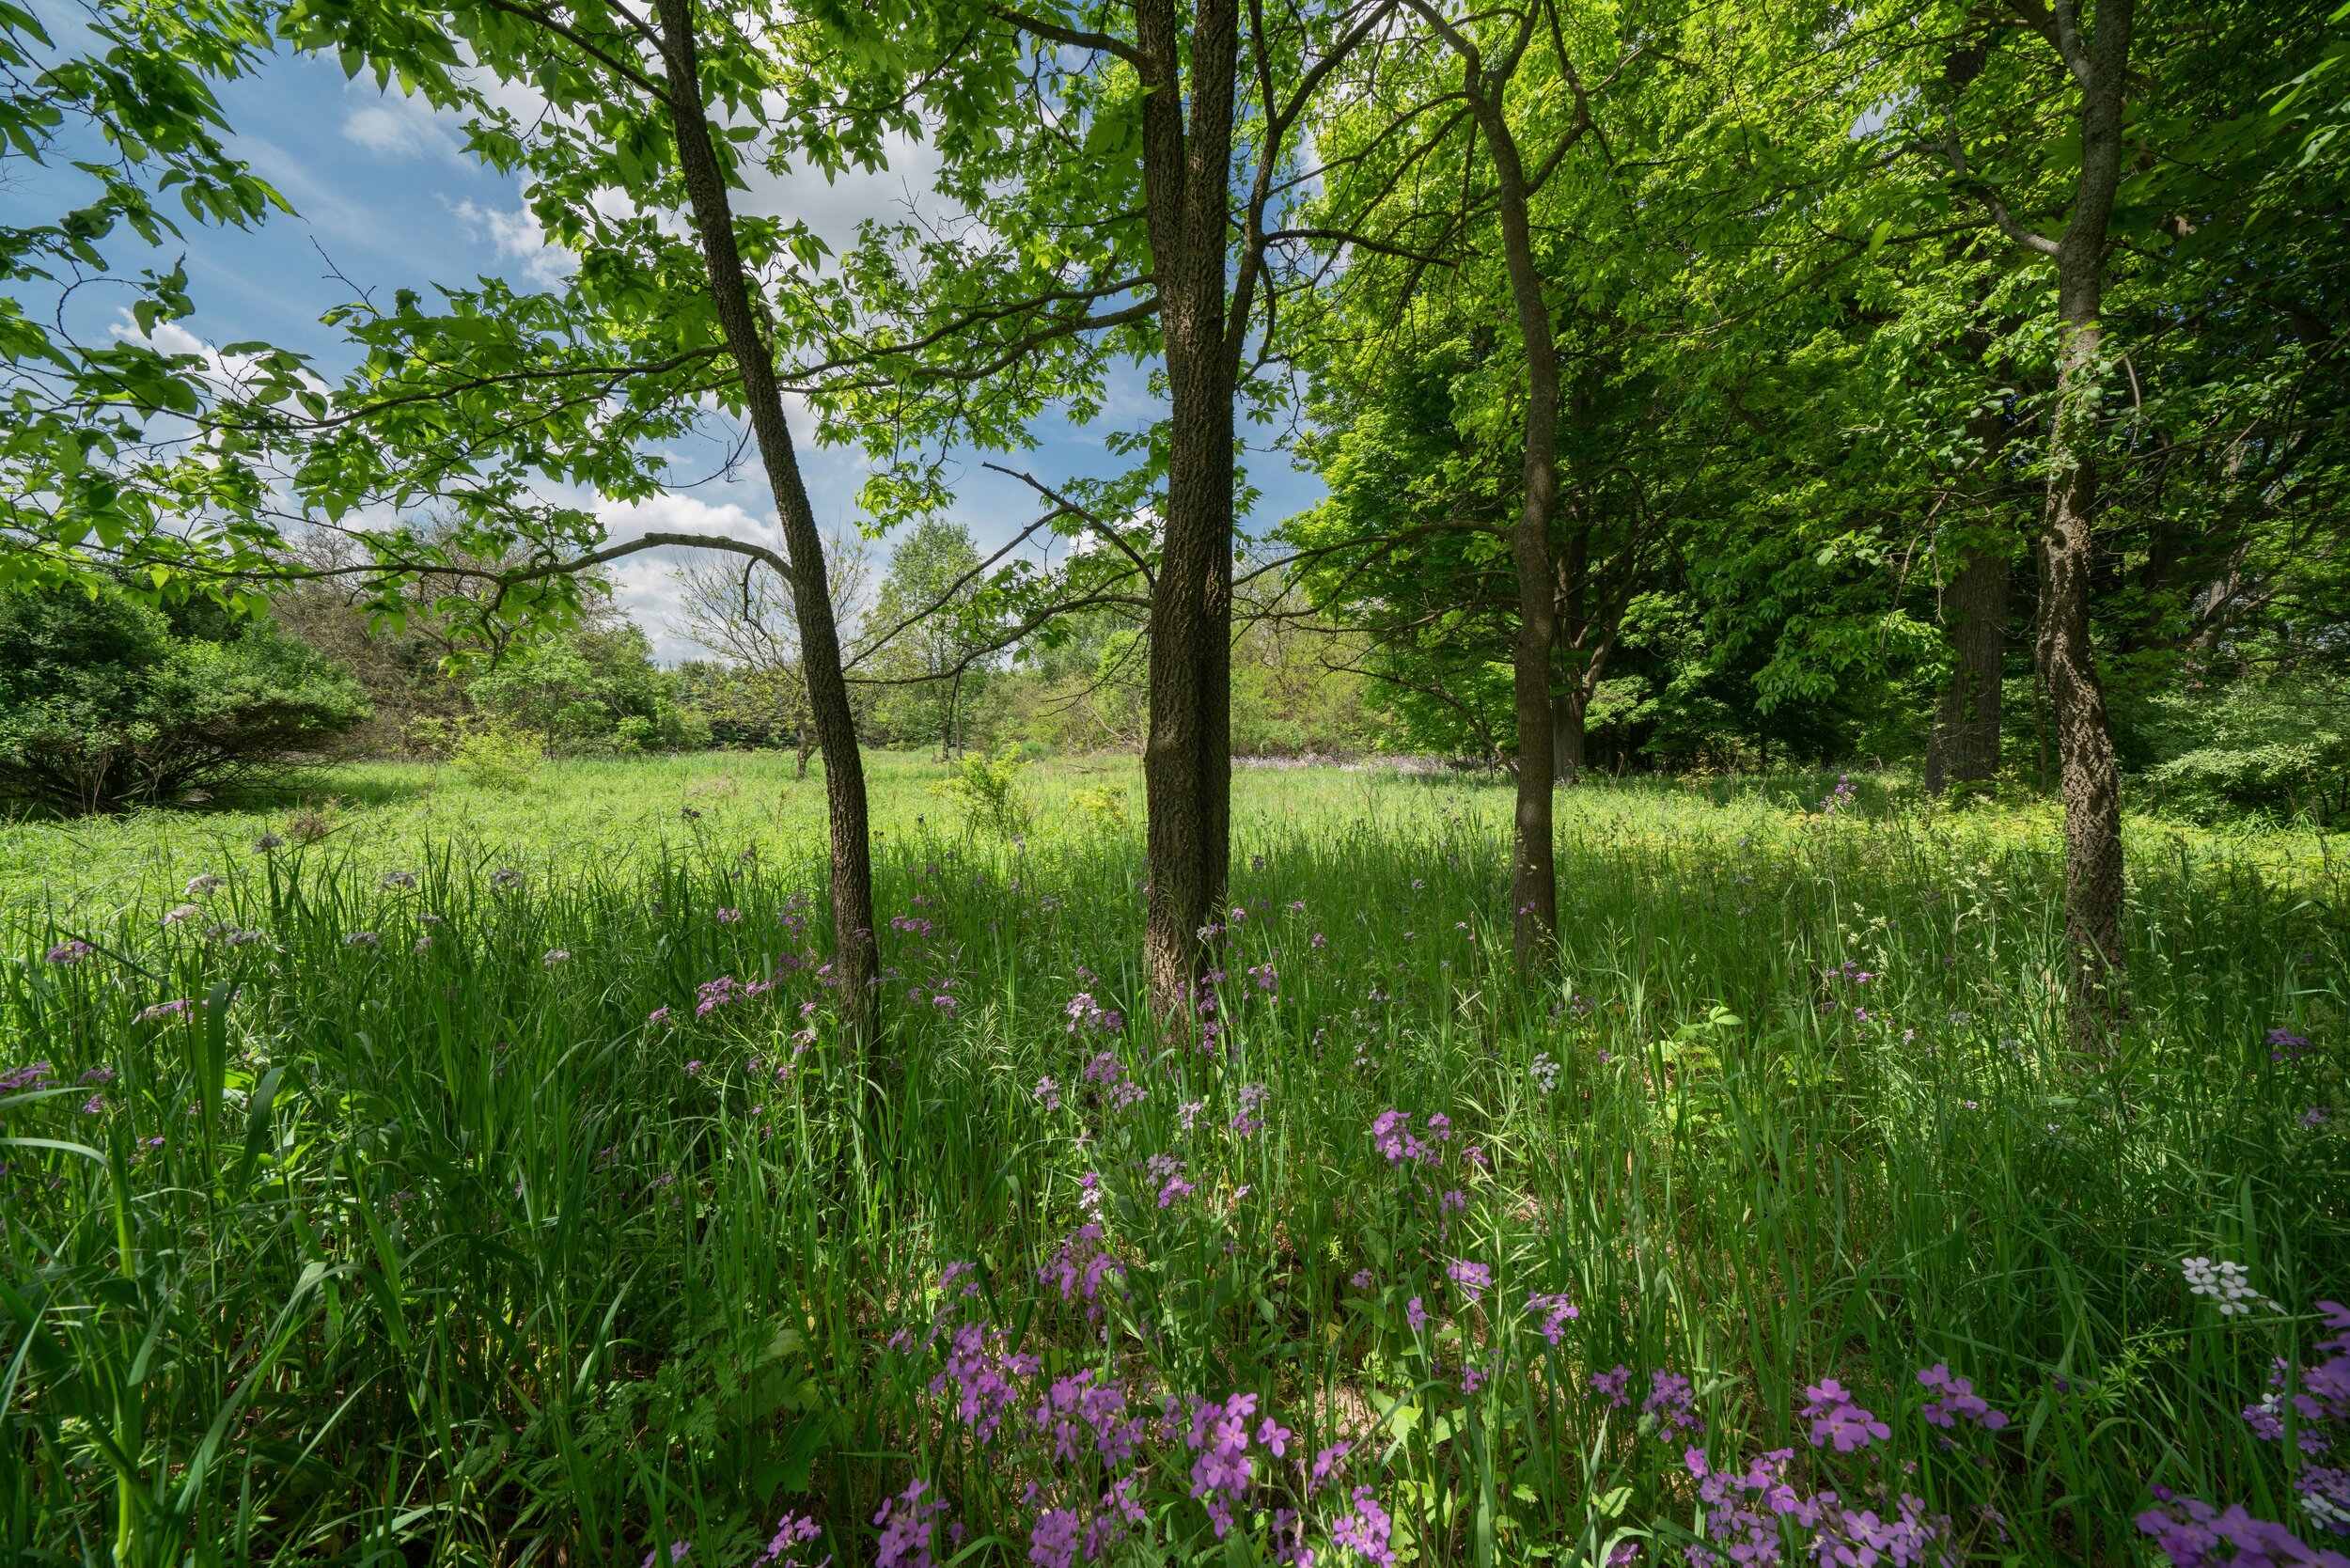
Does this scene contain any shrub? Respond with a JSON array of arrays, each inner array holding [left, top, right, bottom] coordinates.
[[2138, 675, 2350, 825], [1071, 781, 1130, 831], [451, 719, 549, 792], [0, 585, 368, 815], [468, 619, 704, 756], [932, 745, 1033, 839]]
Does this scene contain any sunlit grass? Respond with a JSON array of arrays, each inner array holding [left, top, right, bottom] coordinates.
[[3, 755, 2344, 1565]]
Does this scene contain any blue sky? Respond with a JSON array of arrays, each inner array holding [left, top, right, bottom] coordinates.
[[8, 43, 1324, 660]]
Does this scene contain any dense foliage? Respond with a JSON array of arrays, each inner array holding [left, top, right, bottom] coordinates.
[[4, 0, 2350, 1562], [0, 586, 367, 814]]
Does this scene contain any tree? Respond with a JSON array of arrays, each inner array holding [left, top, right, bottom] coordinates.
[[823, 0, 1401, 1012], [467, 609, 705, 754], [238, 0, 932, 1036], [675, 532, 872, 774], [862, 520, 986, 759]]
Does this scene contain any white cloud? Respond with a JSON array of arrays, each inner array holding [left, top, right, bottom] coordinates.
[[594, 491, 787, 663], [737, 130, 947, 255], [448, 198, 576, 286], [342, 93, 465, 164], [108, 313, 332, 403]]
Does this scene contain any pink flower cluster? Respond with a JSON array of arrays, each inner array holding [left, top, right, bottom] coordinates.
[[1684, 1448, 1948, 1567], [1371, 1109, 1452, 1167], [1801, 1379, 1890, 1452], [696, 973, 777, 1016], [2167, 1299, 2350, 1559], [1445, 1258, 1491, 1303], [1526, 1292, 1580, 1345], [931, 1321, 1042, 1442], [873, 1480, 949, 1568], [1084, 1051, 1146, 1111], [1040, 1223, 1122, 1325], [1917, 1365, 2009, 1431], [751, 1511, 824, 1568], [1065, 992, 1124, 1036]]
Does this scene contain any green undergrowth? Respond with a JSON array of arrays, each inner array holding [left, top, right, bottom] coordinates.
[[2, 756, 2344, 1565]]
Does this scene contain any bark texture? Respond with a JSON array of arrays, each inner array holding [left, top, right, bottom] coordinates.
[[1923, 547, 2009, 795], [1484, 112, 1559, 969], [1551, 691, 1587, 783], [2024, 0, 2134, 1043], [655, 0, 877, 1035], [1136, 0, 1239, 1016]]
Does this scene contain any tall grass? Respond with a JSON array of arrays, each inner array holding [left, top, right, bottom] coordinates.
[[2, 756, 2343, 1566]]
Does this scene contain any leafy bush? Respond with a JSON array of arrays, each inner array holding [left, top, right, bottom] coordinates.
[[469, 619, 706, 756], [453, 722, 550, 792], [1071, 781, 1130, 830], [931, 745, 1032, 839], [409, 714, 550, 792], [0, 585, 368, 815], [2138, 675, 2350, 824]]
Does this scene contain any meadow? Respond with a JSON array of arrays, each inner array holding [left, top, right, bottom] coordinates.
[[2, 753, 2345, 1567]]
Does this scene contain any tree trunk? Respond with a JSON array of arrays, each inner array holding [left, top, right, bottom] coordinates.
[[1136, 0, 1239, 1018], [1924, 547, 2008, 796], [1553, 525, 1590, 785], [1451, 51, 1559, 971], [2031, 0, 2135, 1046], [655, 0, 876, 1038], [1551, 690, 1586, 783]]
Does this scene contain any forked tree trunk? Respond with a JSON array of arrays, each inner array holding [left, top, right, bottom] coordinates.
[[1923, 547, 2009, 796], [2029, 0, 2134, 1045], [1136, 0, 1240, 1017], [656, 0, 877, 1038]]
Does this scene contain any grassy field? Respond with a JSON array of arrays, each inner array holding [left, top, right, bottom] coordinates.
[[3, 753, 2345, 1567]]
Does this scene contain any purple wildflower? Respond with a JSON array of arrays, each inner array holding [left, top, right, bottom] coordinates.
[[1404, 1296, 1427, 1332], [1329, 1486, 1396, 1568], [2137, 1489, 2350, 1566], [1184, 1392, 1260, 1537], [1040, 1224, 1121, 1320], [133, 998, 196, 1025], [1446, 1259, 1492, 1303], [1527, 1293, 1580, 1344], [1802, 1379, 1891, 1452], [2271, 1027, 2315, 1062], [752, 1511, 824, 1568], [1029, 1508, 1081, 1568], [1644, 1371, 1701, 1436], [0, 1060, 55, 1092], [873, 1479, 948, 1568], [1591, 1365, 1632, 1407], [44, 939, 94, 965], [1918, 1364, 2010, 1431], [933, 1321, 1040, 1442]]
